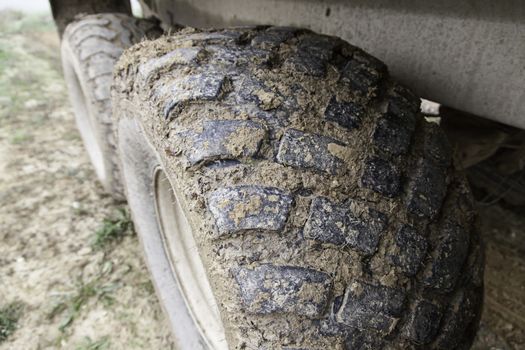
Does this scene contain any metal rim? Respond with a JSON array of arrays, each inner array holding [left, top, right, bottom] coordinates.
[[153, 168, 228, 350]]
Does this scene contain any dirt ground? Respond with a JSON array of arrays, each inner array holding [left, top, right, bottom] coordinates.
[[0, 11, 174, 350], [0, 11, 523, 350]]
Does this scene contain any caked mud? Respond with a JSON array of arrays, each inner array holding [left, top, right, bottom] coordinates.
[[113, 26, 482, 348]]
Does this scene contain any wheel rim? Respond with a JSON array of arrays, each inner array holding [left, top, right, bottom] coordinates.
[[153, 168, 228, 350]]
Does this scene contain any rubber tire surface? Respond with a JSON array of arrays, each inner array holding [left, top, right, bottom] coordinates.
[[61, 13, 162, 199], [113, 27, 484, 349]]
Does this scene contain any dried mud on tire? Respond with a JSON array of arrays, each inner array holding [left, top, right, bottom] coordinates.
[[113, 27, 483, 349]]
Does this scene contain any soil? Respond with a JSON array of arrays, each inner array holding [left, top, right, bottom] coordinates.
[[0, 10, 523, 350], [472, 205, 525, 349], [0, 11, 174, 350]]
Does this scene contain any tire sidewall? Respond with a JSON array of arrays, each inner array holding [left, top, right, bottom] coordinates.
[[61, 35, 115, 193], [116, 114, 212, 350]]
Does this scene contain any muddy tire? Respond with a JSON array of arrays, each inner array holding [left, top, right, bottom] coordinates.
[[113, 27, 484, 349], [61, 13, 162, 199]]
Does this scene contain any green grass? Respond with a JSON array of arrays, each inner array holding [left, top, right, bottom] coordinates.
[[48, 273, 120, 332], [46, 209, 134, 336], [91, 208, 134, 250], [0, 48, 14, 67], [0, 302, 23, 343], [10, 129, 33, 144], [75, 336, 110, 350]]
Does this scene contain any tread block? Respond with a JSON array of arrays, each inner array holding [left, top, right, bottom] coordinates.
[[304, 197, 348, 245], [277, 129, 346, 175], [402, 300, 442, 344], [283, 52, 327, 77], [78, 37, 124, 60], [138, 47, 203, 81], [372, 109, 415, 155], [352, 51, 387, 75], [353, 208, 390, 254], [340, 59, 382, 95], [162, 73, 227, 117], [465, 241, 484, 288], [182, 31, 242, 44], [232, 76, 288, 114], [69, 17, 111, 36], [93, 75, 112, 101], [388, 83, 421, 114], [183, 120, 266, 165], [344, 327, 384, 350], [233, 264, 332, 317], [233, 76, 266, 104], [207, 45, 271, 66], [360, 156, 401, 197], [86, 54, 114, 79], [282, 34, 340, 77], [304, 197, 388, 255], [423, 222, 470, 292], [405, 158, 447, 218], [336, 281, 405, 334], [70, 26, 118, 47], [390, 225, 428, 276], [297, 34, 339, 60], [435, 289, 480, 349], [423, 122, 452, 168], [324, 96, 363, 130], [251, 27, 295, 48], [208, 185, 293, 235]]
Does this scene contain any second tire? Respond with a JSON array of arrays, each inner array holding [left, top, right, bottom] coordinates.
[[61, 13, 162, 199]]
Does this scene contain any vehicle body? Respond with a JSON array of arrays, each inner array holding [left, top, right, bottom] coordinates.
[[144, 0, 525, 129], [51, 0, 525, 129]]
